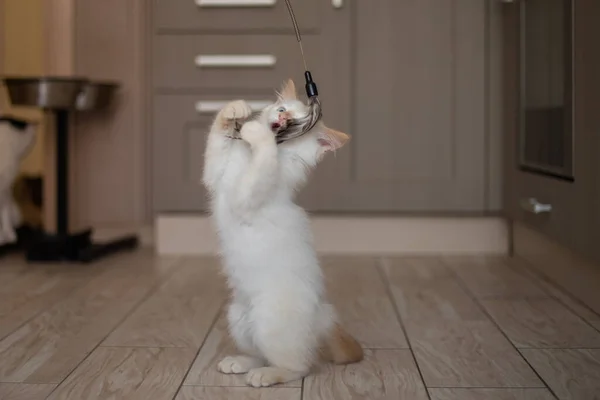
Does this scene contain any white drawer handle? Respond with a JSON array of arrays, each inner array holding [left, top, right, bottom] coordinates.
[[520, 198, 552, 214], [195, 0, 276, 7], [195, 55, 276, 68], [196, 101, 271, 114]]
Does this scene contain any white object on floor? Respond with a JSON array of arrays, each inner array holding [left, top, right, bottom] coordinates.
[[0, 119, 37, 245]]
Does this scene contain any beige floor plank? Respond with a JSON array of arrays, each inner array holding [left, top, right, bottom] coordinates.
[[428, 388, 555, 400], [184, 315, 301, 387], [521, 349, 600, 400], [510, 258, 600, 331], [0, 253, 181, 384], [322, 256, 408, 349], [0, 257, 32, 287], [406, 320, 543, 387], [384, 257, 487, 322], [443, 256, 548, 298], [0, 383, 56, 400], [303, 349, 428, 400], [176, 386, 301, 400], [0, 264, 97, 340], [383, 256, 454, 281], [482, 298, 600, 348], [47, 347, 195, 400], [3, 253, 600, 397], [184, 314, 243, 386], [103, 257, 226, 348], [515, 229, 600, 315]]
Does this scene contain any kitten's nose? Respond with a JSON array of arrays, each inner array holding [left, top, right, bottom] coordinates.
[[279, 111, 291, 122]]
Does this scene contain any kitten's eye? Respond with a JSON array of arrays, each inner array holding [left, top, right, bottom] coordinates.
[[277, 107, 286, 112]]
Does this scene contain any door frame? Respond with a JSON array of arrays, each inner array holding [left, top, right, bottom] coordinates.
[[0, 0, 4, 75], [43, 0, 150, 230]]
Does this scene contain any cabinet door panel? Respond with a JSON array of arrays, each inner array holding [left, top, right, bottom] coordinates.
[[152, 94, 218, 212], [312, 0, 487, 211]]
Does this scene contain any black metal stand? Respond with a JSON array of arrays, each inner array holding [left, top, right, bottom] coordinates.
[[25, 109, 139, 263]]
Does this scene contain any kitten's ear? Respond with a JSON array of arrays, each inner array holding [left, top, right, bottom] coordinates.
[[318, 126, 350, 152], [277, 79, 297, 101]]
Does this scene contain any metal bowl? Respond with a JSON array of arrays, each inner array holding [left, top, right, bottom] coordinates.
[[2, 76, 88, 110], [76, 81, 119, 111]]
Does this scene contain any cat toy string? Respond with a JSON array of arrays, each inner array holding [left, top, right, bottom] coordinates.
[[232, 0, 323, 144], [284, 0, 308, 72]]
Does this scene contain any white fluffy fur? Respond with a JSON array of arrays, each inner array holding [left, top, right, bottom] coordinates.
[[202, 81, 349, 387], [0, 120, 36, 245]]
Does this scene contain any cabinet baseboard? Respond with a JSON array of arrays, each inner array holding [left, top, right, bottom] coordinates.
[[155, 215, 508, 256]]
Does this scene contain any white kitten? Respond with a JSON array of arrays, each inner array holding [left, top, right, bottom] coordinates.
[[202, 79, 363, 387], [0, 118, 36, 246]]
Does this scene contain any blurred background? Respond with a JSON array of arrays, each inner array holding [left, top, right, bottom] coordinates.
[[1, 2, 600, 398], [0, 0, 598, 265]]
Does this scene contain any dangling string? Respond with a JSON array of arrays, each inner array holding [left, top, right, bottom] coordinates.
[[284, 0, 308, 72]]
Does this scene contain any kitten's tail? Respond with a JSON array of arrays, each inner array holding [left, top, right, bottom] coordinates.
[[320, 323, 364, 364]]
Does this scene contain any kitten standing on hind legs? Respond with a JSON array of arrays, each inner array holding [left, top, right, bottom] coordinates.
[[202, 79, 363, 387]]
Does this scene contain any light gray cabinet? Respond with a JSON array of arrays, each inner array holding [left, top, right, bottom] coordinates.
[[151, 0, 494, 213]]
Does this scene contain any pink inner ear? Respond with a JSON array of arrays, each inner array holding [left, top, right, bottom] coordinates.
[[318, 137, 330, 147], [318, 133, 340, 151], [279, 79, 297, 100]]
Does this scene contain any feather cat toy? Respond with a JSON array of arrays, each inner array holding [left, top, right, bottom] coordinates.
[[276, 0, 322, 141], [231, 0, 323, 143]]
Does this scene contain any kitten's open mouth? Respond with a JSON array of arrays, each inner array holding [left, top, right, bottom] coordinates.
[[271, 122, 281, 130]]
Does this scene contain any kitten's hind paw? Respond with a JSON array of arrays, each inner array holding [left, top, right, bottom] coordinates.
[[246, 367, 306, 387], [217, 355, 264, 374]]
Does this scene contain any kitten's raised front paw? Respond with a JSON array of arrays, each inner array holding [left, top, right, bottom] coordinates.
[[222, 100, 253, 122], [246, 367, 305, 388], [217, 355, 264, 374], [240, 121, 274, 146]]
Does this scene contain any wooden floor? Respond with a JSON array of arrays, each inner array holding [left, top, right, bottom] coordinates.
[[1, 251, 600, 400]]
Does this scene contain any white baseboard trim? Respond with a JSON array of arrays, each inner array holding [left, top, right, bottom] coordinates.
[[156, 215, 509, 256]]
